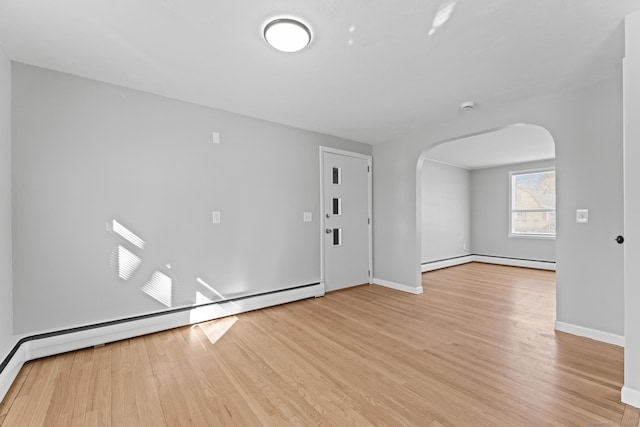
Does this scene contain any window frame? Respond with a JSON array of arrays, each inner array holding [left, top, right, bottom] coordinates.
[[508, 167, 556, 240]]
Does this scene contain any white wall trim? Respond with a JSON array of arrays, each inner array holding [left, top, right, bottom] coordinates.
[[622, 386, 640, 409], [422, 255, 474, 272], [373, 278, 423, 295], [472, 255, 556, 271], [0, 283, 323, 402], [319, 146, 371, 160], [555, 321, 625, 347], [0, 338, 24, 403], [421, 255, 556, 272]]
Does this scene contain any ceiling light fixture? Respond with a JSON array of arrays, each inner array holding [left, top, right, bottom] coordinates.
[[263, 18, 312, 53]]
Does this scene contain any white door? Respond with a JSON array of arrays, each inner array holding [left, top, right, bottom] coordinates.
[[623, 23, 640, 402], [322, 149, 371, 292]]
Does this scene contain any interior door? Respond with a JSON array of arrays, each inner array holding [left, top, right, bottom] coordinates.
[[322, 150, 370, 292], [623, 27, 640, 403]]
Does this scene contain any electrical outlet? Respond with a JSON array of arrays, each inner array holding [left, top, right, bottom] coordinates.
[[576, 209, 588, 224], [303, 212, 312, 222], [212, 131, 220, 144], [463, 243, 467, 250], [212, 211, 221, 224]]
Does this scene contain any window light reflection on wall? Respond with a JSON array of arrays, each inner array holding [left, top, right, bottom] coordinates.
[[141, 271, 173, 307], [115, 245, 142, 280], [112, 219, 145, 249]]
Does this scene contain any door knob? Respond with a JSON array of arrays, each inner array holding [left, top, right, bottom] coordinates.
[[325, 228, 333, 234], [326, 213, 330, 218], [616, 235, 625, 244]]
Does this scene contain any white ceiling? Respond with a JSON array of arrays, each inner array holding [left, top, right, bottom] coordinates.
[[425, 124, 555, 170], [0, 0, 639, 145]]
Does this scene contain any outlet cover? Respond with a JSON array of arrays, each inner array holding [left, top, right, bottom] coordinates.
[[212, 211, 221, 224], [576, 209, 588, 224], [212, 132, 220, 144], [303, 212, 312, 222]]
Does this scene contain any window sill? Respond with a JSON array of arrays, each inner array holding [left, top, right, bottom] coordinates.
[[508, 233, 556, 240]]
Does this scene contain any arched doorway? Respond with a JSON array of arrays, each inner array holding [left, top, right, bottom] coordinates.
[[416, 123, 556, 276]]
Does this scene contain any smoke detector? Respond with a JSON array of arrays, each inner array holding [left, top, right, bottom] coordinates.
[[460, 101, 476, 111]]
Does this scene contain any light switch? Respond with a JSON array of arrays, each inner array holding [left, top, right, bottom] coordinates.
[[212, 131, 220, 144], [212, 211, 221, 224], [576, 209, 588, 224], [303, 212, 312, 222]]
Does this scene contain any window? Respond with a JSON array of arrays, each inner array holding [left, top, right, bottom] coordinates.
[[332, 167, 341, 185], [332, 198, 342, 215], [509, 168, 556, 238]]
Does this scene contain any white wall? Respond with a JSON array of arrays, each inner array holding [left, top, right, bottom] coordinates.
[[0, 47, 12, 355], [470, 159, 556, 262], [374, 75, 624, 335], [421, 160, 470, 263], [11, 63, 371, 334]]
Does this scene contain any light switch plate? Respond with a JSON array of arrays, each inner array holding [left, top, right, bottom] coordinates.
[[303, 212, 312, 222], [212, 211, 221, 224], [576, 209, 588, 224], [212, 131, 220, 144]]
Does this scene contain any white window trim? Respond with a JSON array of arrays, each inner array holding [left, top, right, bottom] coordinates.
[[508, 167, 556, 239]]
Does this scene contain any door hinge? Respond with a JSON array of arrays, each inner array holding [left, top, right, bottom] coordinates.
[[368, 270, 371, 276], [368, 166, 370, 172], [368, 218, 370, 224]]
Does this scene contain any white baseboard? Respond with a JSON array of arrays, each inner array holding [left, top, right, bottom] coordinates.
[[622, 386, 640, 409], [421, 256, 555, 273], [554, 321, 625, 347], [473, 255, 556, 271], [0, 338, 24, 403], [422, 255, 474, 272], [372, 278, 423, 295], [0, 283, 324, 402]]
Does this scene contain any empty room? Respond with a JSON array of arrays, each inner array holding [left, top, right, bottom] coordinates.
[[3, 1, 640, 425]]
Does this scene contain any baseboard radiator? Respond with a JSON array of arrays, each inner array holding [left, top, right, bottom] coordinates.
[[421, 254, 556, 273], [0, 282, 324, 402]]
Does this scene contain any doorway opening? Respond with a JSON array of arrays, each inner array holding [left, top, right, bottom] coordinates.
[[416, 123, 556, 273]]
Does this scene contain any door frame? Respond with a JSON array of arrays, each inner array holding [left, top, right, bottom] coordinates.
[[319, 147, 373, 290]]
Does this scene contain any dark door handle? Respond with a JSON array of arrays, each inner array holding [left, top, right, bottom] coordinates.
[[616, 235, 625, 244]]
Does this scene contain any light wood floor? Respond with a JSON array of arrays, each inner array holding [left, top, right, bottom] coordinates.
[[1, 263, 638, 426]]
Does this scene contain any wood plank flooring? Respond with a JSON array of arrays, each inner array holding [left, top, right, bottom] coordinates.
[[0, 262, 637, 426]]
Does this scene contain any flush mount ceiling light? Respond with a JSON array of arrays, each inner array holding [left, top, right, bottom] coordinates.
[[263, 18, 312, 53]]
